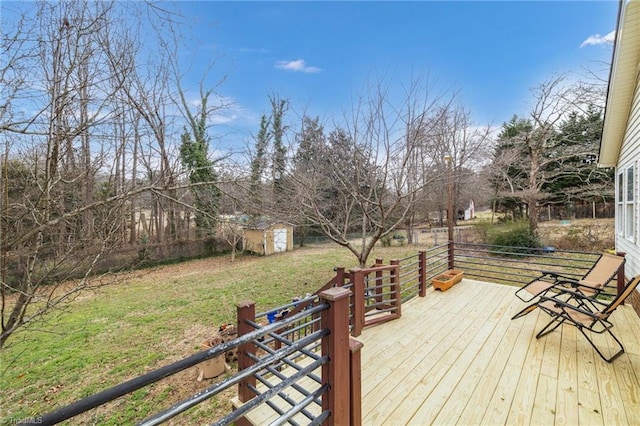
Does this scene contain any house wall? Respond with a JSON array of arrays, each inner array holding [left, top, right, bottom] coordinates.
[[616, 74, 640, 307]]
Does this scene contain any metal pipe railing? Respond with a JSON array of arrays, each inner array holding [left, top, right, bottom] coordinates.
[[40, 303, 328, 425], [141, 329, 329, 425], [269, 384, 329, 426], [210, 355, 329, 426], [453, 242, 600, 286]]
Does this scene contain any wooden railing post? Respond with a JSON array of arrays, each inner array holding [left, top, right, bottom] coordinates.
[[390, 260, 401, 317], [418, 251, 427, 297], [375, 258, 384, 304], [236, 300, 256, 403], [448, 240, 455, 270], [349, 337, 363, 426], [320, 287, 352, 425], [350, 268, 365, 337], [335, 266, 345, 287], [616, 251, 626, 300]]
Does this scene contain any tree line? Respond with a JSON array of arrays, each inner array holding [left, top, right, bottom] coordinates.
[[490, 75, 613, 234], [0, 1, 611, 347]]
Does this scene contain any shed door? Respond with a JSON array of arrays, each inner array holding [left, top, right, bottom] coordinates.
[[273, 228, 287, 253]]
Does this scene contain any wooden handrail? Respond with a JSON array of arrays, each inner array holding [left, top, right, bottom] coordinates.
[[616, 251, 626, 301], [236, 300, 256, 404], [349, 337, 363, 426], [320, 287, 352, 425], [282, 273, 341, 321]]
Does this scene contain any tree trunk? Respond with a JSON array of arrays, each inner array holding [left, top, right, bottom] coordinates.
[[528, 197, 538, 236], [405, 213, 414, 245]]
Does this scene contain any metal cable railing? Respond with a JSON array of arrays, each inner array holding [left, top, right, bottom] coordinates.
[[454, 242, 600, 287]]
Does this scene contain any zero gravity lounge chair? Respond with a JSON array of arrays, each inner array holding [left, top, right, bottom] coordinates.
[[511, 253, 625, 320], [535, 275, 640, 362]]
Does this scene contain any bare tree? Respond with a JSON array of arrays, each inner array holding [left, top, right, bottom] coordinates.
[[0, 1, 228, 348], [412, 103, 493, 232], [283, 77, 452, 266], [217, 192, 244, 262], [490, 74, 598, 234], [1, 1, 127, 348]]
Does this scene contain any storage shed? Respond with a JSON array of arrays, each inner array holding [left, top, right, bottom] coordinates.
[[242, 221, 294, 256]]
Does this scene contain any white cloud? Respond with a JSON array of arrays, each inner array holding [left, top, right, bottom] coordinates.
[[211, 113, 237, 125], [580, 30, 615, 48], [274, 59, 321, 73]]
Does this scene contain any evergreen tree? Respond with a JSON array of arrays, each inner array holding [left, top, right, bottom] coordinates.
[[546, 105, 613, 205], [490, 115, 533, 219], [293, 116, 325, 171], [179, 93, 220, 234], [249, 114, 271, 213], [270, 96, 288, 195]]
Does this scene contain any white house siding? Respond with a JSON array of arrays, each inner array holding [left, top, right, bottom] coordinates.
[[616, 74, 640, 279]]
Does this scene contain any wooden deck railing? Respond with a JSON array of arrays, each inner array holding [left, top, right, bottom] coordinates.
[[38, 242, 622, 425], [233, 288, 354, 425], [229, 249, 446, 423]]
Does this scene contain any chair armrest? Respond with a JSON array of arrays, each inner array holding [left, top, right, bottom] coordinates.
[[554, 279, 597, 291], [539, 271, 580, 283], [571, 281, 603, 294], [538, 294, 601, 319], [543, 286, 608, 306], [539, 271, 559, 278]]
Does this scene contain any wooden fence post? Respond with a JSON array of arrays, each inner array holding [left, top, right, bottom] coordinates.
[[375, 258, 384, 304], [350, 268, 365, 337], [349, 337, 363, 426], [390, 260, 401, 317], [320, 287, 352, 425], [616, 251, 626, 301], [448, 240, 455, 271], [418, 251, 426, 297], [236, 300, 256, 403]]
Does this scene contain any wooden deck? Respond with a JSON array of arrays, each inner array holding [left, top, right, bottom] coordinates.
[[358, 279, 640, 425]]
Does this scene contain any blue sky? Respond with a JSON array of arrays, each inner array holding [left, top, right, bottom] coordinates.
[[171, 1, 618, 148], [171, 1, 618, 147], [2, 1, 617, 149]]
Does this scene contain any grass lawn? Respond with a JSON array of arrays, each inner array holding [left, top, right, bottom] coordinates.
[[1, 242, 425, 425]]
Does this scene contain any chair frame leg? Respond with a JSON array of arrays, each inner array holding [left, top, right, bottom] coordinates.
[[536, 315, 565, 339], [578, 325, 625, 363]]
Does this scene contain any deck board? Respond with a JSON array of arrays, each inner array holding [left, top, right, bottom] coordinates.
[[504, 312, 547, 426], [576, 332, 605, 425], [357, 279, 640, 426], [381, 281, 513, 424], [237, 279, 640, 425]]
